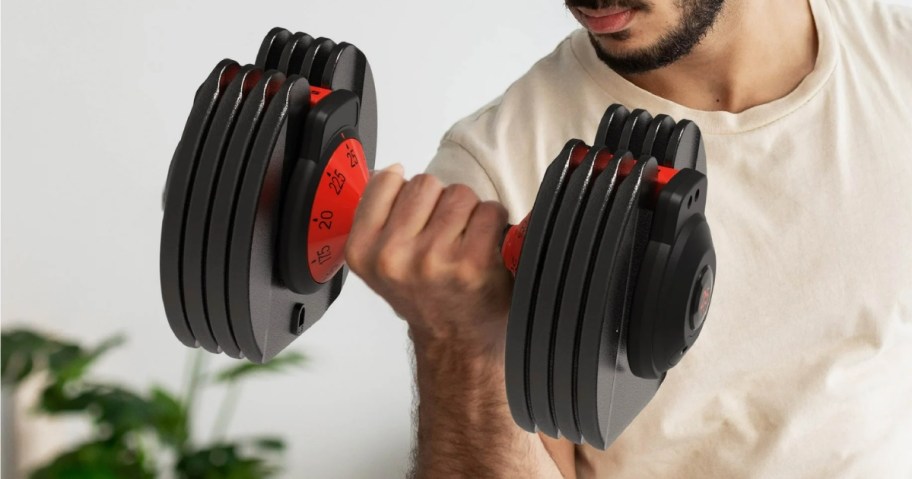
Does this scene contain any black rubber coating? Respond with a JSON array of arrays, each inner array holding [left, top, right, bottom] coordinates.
[[640, 115, 676, 162], [161, 59, 239, 348], [322, 42, 378, 167], [182, 64, 259, 353], [576, 157, 657, 449], [527, 147, 601, 437], [255, 28, 292, 71], [300, 37, 337, 88], [227, 73, 301, 361], [663, 120, 705, 171], [205, 70, 283, 359], [278, 90, 361, 295], [617, 109, 653, 157], [505, 139, 588, 432], [628, 170, 714, 379], [278, 32, 315, 75], [227, 76, 345, 363], [593, 104, 630, 150], [551, 150, 628, 443]]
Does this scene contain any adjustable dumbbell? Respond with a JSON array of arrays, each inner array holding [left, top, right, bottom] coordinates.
[[503, 105, 714, 448], [159, 28, 716, 450], [160, 28, 376, 361]]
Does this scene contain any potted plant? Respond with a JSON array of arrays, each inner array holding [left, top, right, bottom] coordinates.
[[1, 328, 306, 478]]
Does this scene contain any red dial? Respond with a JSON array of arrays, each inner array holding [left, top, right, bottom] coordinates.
[[307, 135, 369, 284]]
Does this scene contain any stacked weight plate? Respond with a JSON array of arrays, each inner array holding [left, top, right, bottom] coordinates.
[[505, 105, 708, 449], [160, 28, 377, 363]]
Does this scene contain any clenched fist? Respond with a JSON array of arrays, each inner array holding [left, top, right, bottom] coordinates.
[[345, 164, 512, 348]]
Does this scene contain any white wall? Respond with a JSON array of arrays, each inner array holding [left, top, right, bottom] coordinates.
[[1, 0, 577, 477], [7, 0, 910, 477]]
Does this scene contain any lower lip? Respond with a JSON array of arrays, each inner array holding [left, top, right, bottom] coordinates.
[[579, 9, 636, 34]]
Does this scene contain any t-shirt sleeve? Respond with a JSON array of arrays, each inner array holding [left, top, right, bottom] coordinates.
[[425, 138, 501, 204]]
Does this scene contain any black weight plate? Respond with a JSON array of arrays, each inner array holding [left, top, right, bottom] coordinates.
[[255, 27, 292, 71], [182, 64, 260, 353], [278, 32, 315, 75], [161, 59, 240, 348], [551, 149, 627, 443], [593, 104, 629, 150], [527, 147, 601, 437], [322, 42, 378, 168], [664, 120, 706, 172], [505, 139, 589, 432], [640, 114, 676, 162], [576, 157, 662, 449], [228, 76, 343, 363], [616, 109, 653, 157], [206, 70, 284, 359], [300, 37, 336, 87]]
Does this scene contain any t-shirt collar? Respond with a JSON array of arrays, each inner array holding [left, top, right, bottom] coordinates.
[[569, 0, 839, 135]]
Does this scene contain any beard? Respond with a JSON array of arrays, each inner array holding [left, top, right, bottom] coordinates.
[[567, 0, 726, 75]]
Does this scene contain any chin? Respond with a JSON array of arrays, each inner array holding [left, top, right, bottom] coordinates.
[[591, 29, 656, 53]]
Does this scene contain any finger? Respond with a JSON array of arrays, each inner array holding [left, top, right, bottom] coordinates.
[[424, 183, 480, 240], [460, 201, 509, 260], [425, 184, 481, 239], [370, 163, 404, 178], [350, 164, 406, 239], [384, 174, 445, 238]]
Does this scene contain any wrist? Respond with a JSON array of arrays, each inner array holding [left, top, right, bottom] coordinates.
[[409, 321, 505, 364]]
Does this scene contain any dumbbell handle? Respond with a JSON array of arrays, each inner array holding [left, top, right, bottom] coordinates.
[[302, 130, 678, 291]]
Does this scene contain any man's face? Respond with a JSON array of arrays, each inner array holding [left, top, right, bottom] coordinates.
[[566, 0, 726, 75]]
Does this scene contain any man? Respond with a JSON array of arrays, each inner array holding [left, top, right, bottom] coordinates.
[[346, 0, 912, 476]]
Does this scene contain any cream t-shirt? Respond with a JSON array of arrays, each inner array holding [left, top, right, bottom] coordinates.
[[426, 0, 912, 477]]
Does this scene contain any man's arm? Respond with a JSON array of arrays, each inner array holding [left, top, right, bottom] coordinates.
[[346, 166, 575, 478], [411, 332, 576, 478]]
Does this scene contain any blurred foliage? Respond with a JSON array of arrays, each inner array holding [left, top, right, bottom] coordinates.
[[213, 351, 307, 383], [1, 328, 307, 479]]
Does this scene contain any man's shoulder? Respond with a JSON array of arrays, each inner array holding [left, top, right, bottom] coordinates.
[[828, 0, 912, 100], [442, 31, 600, 154], [826, 0, 912, 45], [431, 31, 610, 215]]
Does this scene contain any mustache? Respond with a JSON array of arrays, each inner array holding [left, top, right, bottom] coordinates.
[[565, 0, 650, 11]]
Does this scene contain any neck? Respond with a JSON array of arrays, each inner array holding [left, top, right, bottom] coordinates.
[[622, 0, 818, 113]]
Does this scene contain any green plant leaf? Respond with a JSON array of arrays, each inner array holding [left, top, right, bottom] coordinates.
[[213, 351, 308, 384], [1, 329, 123, 386], [40, 383, 158, 439], [251, 437, 285, 452], [176, 444, 280, 479], [38, 383, 96, 414], [29, 440, 155, 479], [48, 335, 125, 383], [2, 329, 67, 385], [148, 386, 189, 448]]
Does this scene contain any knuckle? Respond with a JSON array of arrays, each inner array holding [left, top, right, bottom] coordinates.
[[442, 184, 480, 209], [452, 262, 482, 290], [409, 173, 443, 192], [417, 254, 445, 281], [366, 170, 404, 194], [375, 244, 407, 282], [474, 201, 508, 225]]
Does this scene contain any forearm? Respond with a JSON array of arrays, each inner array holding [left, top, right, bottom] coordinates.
[[410, 329, 566, 479]]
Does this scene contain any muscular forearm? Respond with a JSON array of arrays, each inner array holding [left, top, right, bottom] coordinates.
[[346, 171, 571, 477], [409, 328, 567, 479]]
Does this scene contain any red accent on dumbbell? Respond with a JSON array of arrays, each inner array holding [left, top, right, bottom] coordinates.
[[500, 151, 680, 275], [307, 135, 370, 284], [309, 86, 331, 106]]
